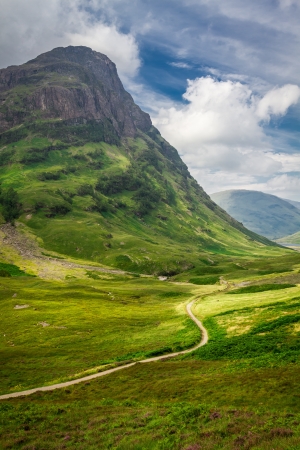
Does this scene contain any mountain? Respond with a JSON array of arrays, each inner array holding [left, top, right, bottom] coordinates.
[[0, 46, 151, 139], [276, 230, 300, 245], [0, 46, 282, 274], [282, 198, 300, 210], [211, 189, 300, 240]]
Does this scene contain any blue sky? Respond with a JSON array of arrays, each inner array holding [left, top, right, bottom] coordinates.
[[1, 0, 300, 199]]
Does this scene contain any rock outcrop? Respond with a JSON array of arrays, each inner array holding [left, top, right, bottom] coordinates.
[[0, 46, 152, 138]]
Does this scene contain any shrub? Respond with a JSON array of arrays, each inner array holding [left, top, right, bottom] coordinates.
[[0, 148, 16, 166], [20, 147, 49, 164], [0, 262, 29, 276], [0, 186, 22, 224], [38, 171, 61, 181], [0, 269, 11, 277], [77, 184, 94, 196], [189, 276, 219, 285], [133, 184, 161, 216]]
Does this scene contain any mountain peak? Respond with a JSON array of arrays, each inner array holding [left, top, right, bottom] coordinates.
[[0, 45, 151, 138]]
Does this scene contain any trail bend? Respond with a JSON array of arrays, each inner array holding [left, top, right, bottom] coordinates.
[[0, 299, 207, 400]]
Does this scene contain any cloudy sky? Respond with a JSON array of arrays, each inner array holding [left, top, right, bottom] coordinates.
[[1, 0, 300, 200]]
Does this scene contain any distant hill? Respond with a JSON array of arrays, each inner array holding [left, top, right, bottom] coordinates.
[[211, 190, 300, 240], [282, 198, 300, 210], [276, 230, 300, 245]]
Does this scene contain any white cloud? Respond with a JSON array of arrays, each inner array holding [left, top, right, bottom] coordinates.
[[271, 152, 300, 172], [278, 0, 300, 9], [169, 62, 192, 69], [256, 85, 300, 121], [67, 24, 140, 78], [0, 0, 140, 79], [153, 76, 300, 198], [242, 174, 300, 201], [153, 77, 298, 176]]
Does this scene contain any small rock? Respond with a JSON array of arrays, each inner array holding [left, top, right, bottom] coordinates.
[[14, 305, 30, 310], [38, 321, 50, 327]]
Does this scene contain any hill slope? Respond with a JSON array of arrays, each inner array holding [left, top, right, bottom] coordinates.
[[211, 189, 300, 240], [0, 46, 283, 274], [282, 198, 300, 210], [276, 230, 300, 245]]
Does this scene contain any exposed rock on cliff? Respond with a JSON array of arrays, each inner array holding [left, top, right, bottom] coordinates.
[[0, 46, 151, 139]]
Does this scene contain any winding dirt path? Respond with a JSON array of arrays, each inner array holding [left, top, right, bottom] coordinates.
[[0, 299, 207, 400]]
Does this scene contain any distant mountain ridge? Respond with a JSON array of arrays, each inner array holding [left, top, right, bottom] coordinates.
[[283, 198, 300, 210], [211, 189, 300, 240]]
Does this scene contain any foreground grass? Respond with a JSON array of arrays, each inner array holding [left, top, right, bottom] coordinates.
[[0, 275, 218, 394], [0, 253, 300, 449], [1, 360, 300, 449]]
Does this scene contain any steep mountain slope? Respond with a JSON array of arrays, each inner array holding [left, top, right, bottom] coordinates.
[[211, 189, 300, 240], [0, 46, 283, 274]]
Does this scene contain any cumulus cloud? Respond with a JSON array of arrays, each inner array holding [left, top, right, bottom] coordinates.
[[242, 173, 300, 201], [153, 76, 300, 196], [256, 85, 300, 121], [67, 24, 140, 78], [0, 0, 140, 79]]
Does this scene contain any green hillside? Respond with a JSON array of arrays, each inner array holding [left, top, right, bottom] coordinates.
[[277, 230, 300, 245], [0, 47, 283, 275], [211, 189, 300, 240]]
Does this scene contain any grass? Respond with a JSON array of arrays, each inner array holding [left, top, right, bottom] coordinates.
[[0, 361, 299, 449], [0, 275, 218, 395], [0, 261, 32, 277], [0, 132, 288, 276], [0, 251, 299, 448], [227, 283, 296, 294]]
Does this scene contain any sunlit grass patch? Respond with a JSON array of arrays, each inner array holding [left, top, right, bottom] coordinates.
[[0, 276, 212, 394], [227, 283, 296, 294]]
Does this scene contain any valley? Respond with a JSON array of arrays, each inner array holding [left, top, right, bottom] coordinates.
[[0, 46, 299, 449], [1, 223, 300, 449]]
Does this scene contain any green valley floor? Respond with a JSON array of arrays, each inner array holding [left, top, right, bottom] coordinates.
[[0, 227, 300, 449]]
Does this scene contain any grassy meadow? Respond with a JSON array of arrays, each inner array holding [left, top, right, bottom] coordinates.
[[0, 247, 300, 449], [0, 274, 217, 394]]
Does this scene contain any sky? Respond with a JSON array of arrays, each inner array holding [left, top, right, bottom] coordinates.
[[1, 0, 300, 200]]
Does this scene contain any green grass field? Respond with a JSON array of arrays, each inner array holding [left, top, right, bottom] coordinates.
[[0, 275, 217, 394], [0, 249, 300, 449]]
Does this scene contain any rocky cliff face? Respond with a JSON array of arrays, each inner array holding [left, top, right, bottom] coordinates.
[[0, 46, 151, 138]]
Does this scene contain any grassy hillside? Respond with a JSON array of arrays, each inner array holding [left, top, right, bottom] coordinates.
[[0, 46, 286, 276], [0, 131, 284, 275], [211, 189, 300, 239]]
